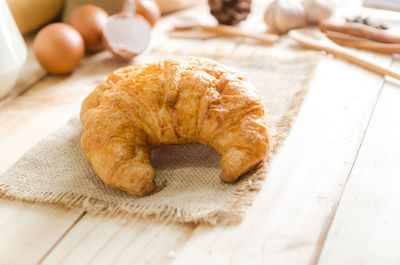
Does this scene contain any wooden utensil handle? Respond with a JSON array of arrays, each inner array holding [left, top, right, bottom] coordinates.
[[326, 31, 400, 54], [289, 29, 400, 81], [200, 25, 279, 45], [327, 46, 400, 80], [173, 24, 279, 45], [326, 31, 376, 43], [320, 20, 400, 44]]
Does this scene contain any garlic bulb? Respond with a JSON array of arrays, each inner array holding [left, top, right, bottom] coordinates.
[[302, 0, 335, 24], [264, 0, 307, 34]]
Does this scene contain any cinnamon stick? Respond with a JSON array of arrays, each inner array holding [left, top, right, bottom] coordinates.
[[320, 20, 400, 44]]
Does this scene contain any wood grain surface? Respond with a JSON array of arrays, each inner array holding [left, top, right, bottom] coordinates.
[[0, 1, 399, 264], [318, 59, 400, 265]]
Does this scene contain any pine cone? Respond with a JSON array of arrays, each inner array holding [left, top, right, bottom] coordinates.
[[209, 0, 251, 25]]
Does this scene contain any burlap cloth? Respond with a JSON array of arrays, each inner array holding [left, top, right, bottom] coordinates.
[[0, 54, 319, 225]]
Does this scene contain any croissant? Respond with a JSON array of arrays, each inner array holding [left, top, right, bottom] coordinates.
[[80, 57, 269, 196]]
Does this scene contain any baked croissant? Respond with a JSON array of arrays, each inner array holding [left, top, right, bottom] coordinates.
[[80, 57, 269, 196]]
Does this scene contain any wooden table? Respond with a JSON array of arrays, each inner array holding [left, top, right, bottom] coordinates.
[[1, 1, 400, 264]]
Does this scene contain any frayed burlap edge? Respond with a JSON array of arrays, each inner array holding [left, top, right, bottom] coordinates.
[[0, 53, 321, 226]]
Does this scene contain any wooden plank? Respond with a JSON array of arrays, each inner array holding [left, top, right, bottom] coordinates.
[[0, 51, 132, 265], [0, 35, 88, 265], [167, 53, 393, 265], [42, 216, 194, 265], [317, 59, 400, 265], [0, 201, 83, 265]]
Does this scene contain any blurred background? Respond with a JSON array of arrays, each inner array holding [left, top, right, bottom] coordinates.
[[6, 0, 204, 35], [5, 0, 400, 36]]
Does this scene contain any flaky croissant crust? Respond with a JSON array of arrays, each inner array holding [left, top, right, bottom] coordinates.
[[80, 57, 269, 195]]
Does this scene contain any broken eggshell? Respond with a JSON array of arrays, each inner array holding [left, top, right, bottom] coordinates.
[[102, 13, 151, 59], [136, 0, 161, 27]]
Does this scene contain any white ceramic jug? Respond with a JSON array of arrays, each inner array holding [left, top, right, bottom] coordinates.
[[0, 0, 27, 99]]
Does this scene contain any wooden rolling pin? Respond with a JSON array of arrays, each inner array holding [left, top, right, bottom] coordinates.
[[320, 20, 400, 44], [326, 31, 400, 54]]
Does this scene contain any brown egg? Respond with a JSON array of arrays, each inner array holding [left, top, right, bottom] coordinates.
[[33, 23, 84, 74], [136, 0, 161, 27], [67, 5, 108, 52]]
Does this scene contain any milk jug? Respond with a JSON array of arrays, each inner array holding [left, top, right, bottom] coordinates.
[[0, 0, 27, 99]]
